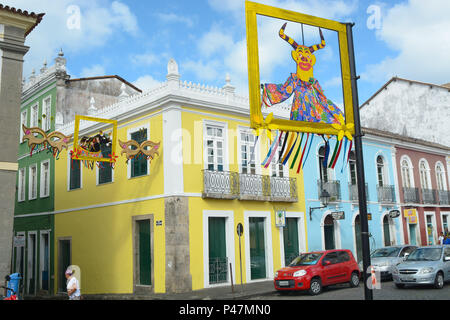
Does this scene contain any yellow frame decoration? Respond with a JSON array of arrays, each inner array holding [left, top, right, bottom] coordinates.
[[72, 115, 118, 163], [245, 1, 355, 137]]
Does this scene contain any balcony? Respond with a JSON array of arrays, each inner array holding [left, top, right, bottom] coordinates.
[[438, 190, 450, 205], [318, 180, 341, 202], [348, 183, 369, 202], [202, 170, 239, 199], [377, 185, 396, 203], [403, 187, 420, 203], [203, 170, 298, 202], [422, 188, 438, 205]]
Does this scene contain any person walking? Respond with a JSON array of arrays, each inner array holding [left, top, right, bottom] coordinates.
[[439, 232, 445, 245], [65, 268, 81, 300]]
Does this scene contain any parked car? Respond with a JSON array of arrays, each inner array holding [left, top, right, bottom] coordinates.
[[361, 245, 417, 280], [274, 249, 360, 295], [392, 245, 450, 289]]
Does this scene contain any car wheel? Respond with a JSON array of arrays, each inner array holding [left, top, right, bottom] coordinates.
[[349, 272, 360, 288], [434, 272, 444, 289], [309, 278, 322, 296], [395, 283, 405, 289]]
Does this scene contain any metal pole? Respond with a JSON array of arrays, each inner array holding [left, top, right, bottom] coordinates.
[[346, 22, 373, 300], [229, 263, 234, 293], [239, 234, 243, 292]]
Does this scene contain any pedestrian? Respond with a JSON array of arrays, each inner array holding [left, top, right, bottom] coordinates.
[[65, 268, 81, 300], [439, 232, 445, 245]]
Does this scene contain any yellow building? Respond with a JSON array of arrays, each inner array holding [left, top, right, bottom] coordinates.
[[53, 60, 307, 295]]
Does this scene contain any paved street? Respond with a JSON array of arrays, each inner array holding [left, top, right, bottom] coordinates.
[[246, 281, 450, 300]]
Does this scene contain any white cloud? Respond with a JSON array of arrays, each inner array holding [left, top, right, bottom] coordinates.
[[80, 64, 106, 78], [156, 13, 194, 28], [133, 75, 162, 91], [130, 53, 159, 66], [361, 0, 450, 85], [182, 59, 222, 81], [197, 29, 234, 58], [5, 0, 139, 76]]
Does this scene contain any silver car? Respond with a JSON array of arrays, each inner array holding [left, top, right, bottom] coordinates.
[[392, 245, 450, 289], [360, 245, 417, 280]]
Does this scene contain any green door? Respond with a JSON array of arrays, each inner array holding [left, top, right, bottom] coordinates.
[[383, 216, 391, 246], [283, 218, 299, 266], [409, 224, 417, 245], [324, 215, 335, 250], [58, 240, 71, 292], [250, 217, 266, 280], [208, 217, 227, 284], [138, 220, 151, 285]]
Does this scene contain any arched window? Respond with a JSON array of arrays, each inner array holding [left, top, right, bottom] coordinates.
[[419, 160, 430, 190], [376, 156, 387, 187], [436, 163, 446, 191], [401, 158, 413, 188]]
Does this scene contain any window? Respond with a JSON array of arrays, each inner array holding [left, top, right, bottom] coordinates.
[[419, 160, 430, 189], [42, 97, 51, 131], [436, 163, 446, 191], [40, 160, 50, 198], [271, 131, 285, 178], [29, 164, 37, 200], [337, 251, 350, 262], [31, 104, 39, 128], [20, 110, 28, 142], [376, 156, 387, 187], [205, 124, 225, 172], [69, 159, 81, 190], [239, 130, 256, 175], [130, 129, 148, 178], [349, 151, 357, 185], [18, 168, 26, 202], [323, 252, 339, 265], [399, 246, 416, 257], [319, 146, 333, 182], [98, 143, 113, 184], [401, 158, 413, 188]]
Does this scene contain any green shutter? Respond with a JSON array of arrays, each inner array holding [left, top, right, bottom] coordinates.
[[99, 145, 112, 184], [131, 131, 148, 177], [249, 217, 266, 280], [70, 160, 80, 190], [283, 218, 299, 265]]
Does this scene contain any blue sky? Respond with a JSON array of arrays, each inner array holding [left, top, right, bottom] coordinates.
[[7, 0, 450, 105]]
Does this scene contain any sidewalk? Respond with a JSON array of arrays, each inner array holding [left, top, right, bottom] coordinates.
[[25, 280, 276, 300]]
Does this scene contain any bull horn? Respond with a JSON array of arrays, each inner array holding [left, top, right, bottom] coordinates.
[[309, 28, 326, 53], [279, 22, 298, 50]]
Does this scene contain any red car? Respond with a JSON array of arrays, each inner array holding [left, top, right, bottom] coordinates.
[[274, 249, 360, 295]]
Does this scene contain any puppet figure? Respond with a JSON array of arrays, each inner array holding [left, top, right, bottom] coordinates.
[[261, 23, 344, 125]]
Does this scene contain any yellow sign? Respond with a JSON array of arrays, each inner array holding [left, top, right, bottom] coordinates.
[[404, 209, 418, 224], [245, 1, 355, 137]]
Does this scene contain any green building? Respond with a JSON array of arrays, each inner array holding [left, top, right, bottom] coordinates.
[[12, 50, 141, 297]]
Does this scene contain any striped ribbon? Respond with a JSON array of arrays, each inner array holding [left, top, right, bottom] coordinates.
[[264, 132, 283, 169], [282, 132, 299, 166], [297, 133, 310, 174], [330, 139, 343, 169], [301, 134, 314, 170], [290, 133, 304, 170], [261, 130, 279, 166], [277, 131, 289, 163]]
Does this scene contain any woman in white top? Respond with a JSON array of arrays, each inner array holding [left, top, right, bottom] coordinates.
[[65, 268, 81, 300]]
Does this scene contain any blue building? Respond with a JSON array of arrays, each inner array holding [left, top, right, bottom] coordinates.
[[302, 128, 404, 262]]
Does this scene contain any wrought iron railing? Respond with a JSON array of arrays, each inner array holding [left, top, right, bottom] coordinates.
[[403, 187, 420, 203], [239, 173, 268, 200], [203, 170, 297, 202], [270, 176, 298, 202], [422, 188, 438, 204], [348, 183, 369, 202], [438, 190, 450, 205], [318, 180, 341, 201], [209, 257, 228, 284], [202, 170, 239, 199], [377, 185, 396, 203]]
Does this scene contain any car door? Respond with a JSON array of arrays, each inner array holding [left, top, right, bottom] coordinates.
[[444, 247, 450, 281], [321, 252, 341, 285], [337, 251, 352, 282]]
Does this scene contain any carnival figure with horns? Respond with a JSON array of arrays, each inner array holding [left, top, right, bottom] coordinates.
[[262, 23, 344, 125]]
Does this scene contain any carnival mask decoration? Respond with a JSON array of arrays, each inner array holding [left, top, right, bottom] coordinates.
[[22, 124, 72, 157], [119, 139, 160, 162]]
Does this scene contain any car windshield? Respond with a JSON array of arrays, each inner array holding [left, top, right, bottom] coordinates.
[[406, 248, 442, 261], [371, 247, 401, 258], [289, 253, 323, 266]]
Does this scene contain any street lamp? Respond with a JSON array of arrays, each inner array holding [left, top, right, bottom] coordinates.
[[309, 189, 331, 220]]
